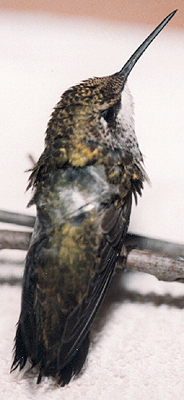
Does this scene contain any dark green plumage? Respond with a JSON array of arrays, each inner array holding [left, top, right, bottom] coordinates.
[[11, 10, 176, 386]]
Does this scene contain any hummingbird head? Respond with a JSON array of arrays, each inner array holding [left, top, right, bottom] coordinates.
[[28, 11, 177, 196], [46, 10, 177, 157]]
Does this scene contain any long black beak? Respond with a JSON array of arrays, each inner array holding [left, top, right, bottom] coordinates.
[[119, 10, 177, 85]]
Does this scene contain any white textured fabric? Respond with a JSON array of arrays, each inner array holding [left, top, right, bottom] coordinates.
[[0, 10, 184, 399]]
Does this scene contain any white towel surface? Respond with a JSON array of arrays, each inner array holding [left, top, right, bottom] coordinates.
[[0, 10, 184, 399]]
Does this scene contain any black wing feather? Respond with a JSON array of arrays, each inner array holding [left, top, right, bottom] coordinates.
[[57, 194, 132, 370]]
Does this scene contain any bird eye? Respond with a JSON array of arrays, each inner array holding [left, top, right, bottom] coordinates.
[[101, 107, 116, 124]]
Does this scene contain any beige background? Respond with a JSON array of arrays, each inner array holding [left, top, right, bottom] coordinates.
[[1, 0, 184, 29]]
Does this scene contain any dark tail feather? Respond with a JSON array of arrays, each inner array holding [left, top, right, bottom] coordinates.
[[11, 320, 89, 386], [11, 322, 28, 373], [58, 333, 90, 386], [37, 333, 90, 386], [11, 309, 37, 374]]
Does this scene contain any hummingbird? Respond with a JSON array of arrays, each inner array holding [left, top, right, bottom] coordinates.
[[11, 10, 177, 386]]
